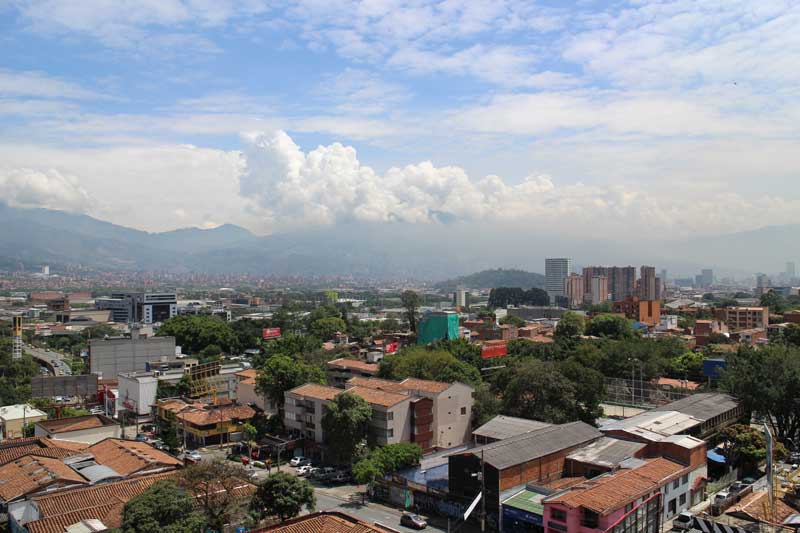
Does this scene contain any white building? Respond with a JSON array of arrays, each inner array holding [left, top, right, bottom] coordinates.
[[35, 415, 120, 444], [545, 258, 572, 303]]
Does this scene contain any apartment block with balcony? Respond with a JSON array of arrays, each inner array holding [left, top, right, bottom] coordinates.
[[612, 297, 661, 326], [325, 358, 380, 388], [716, 306, 769, 331]]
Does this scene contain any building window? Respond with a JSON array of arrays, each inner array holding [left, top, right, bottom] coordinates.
[[679, 494, 686, 506], [673, 479, 679, 490], [551, 509, 567, 522], [682, 474, 688, 485], [581, 510, 599, 528], [461, 407, 467, 415], [624, 503, 633, 513], [387, 412, 393, 421], [668, 499, 676, 515], [387, 428, 394, 438]]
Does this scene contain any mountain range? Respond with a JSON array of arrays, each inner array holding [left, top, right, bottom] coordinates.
[[0, 203, 795, 280]]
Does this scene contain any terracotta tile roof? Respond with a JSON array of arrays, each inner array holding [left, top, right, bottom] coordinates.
[[546, 458, 686, 515], [539, 476, 587, 492], [0, 438, 87, 467], [255, 511, 394, 532], [727, 491, 797, 524], [86, 438, 182, 476], [288, 383, 341, 401], [344, 386, 410, 408], [236, 368, 258, 385], [177, 403, 256, 426], [27, 501, 125, 533], [0, 454, 87, 502], [345, 377, 407, 394], [36, 415, 115, 434], [327, 358, 379, 374], [400, 377, 452, 394], [33, 472, 177, 518]]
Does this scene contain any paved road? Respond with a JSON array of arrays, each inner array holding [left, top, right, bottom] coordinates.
[[25, 344, 72, 375], [315, 492, 448, 533]]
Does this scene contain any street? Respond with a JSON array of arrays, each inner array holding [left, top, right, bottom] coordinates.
[[25, 344, 72, 375]]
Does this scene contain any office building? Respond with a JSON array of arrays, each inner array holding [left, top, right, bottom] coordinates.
[[89, 334, 177, 379], [565, 274, 585, 309], [609, 266, 636, 301], [590, 275, 609, 305], [639, 266, 657, 300], [660, 269, 668, 285], [546, 258, 572, 303], [95, 291, 177, 324]]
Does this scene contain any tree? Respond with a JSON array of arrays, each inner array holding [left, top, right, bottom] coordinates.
[[255, 332, 322, 367], [472, 382, 501, 426], [555, 311, 585, 339], [500, 359, 583, 424], [499, 315, 526, 328], [158, 415, 180, 453], [380, 318, 402, 333], [724, 345, 800, 444], [720, 424, 768, 475], [322, 392, 372, 464], [557, 358, 605, 423], [352, 458, 381, 485], [401, 290, 421, 332], [121, 480, 205, 533], [488, 287, 549, 308], [157, 315, 240, 355], [760, 290, 786, 314], [256, 355, 325, 415], [310, 317, 347, 340], [586, 314, 634, 339], [784, 324, 800, 347], [379, 347, 481, 386], [251, 472, 315, 521], [243, 422, 258, 459], [179, 459, 252, 532], [353, 443, 421, 485]]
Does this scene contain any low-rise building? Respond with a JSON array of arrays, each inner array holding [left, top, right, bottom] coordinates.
[[252, 511, 394, 532], [694, 319, 728, 346], [612, 297, 661, 326], [716, 306, 769, 331], [326, 358, 379, 388], [171, 400, 256, 447], [235, 368, 275, 415], [34, 415, 120, 445], [472, 415, 552, 445], [0, 404, 48, 440]]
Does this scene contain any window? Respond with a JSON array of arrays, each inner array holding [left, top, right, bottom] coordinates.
[[551, 509, 566, 522], [387, 412, 393, 421], [682, 474, 689, 485], [386, 428, 394, 438], [672, 479, 679, 490], [461, 407, 467, 415], [581, 510, 599, 528], [624, 503, 634, 513], [680, 494, 686, 506], [668, 499, 676, 515]]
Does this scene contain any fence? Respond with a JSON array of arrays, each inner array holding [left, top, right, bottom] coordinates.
[[603, 377, 695, 409]]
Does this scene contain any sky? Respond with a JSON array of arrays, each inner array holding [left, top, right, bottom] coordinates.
[[0, 0, 799, 240]]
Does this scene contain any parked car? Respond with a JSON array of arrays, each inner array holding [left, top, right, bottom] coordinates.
[[152, 440, 166, 450], [400, 513, 427, 530], [741, 476, 757, 485], [729, 482, 746, 493], [297, 464, 314, 476], [714, 491, 730, 504], [135, 433, 148, 442], [673, 512, 693, 531], [184, 450, 202, 462], [290, 456, 311, 467], [313, 467, 337, 481]]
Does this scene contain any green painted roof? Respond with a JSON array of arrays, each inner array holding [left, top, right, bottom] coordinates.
[[503, 489, 545, 515]]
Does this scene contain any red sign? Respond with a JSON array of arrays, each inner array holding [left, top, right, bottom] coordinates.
[[481, 341, 508, 359], [385, 342, 399, 354], [262, 327, 281, 339]]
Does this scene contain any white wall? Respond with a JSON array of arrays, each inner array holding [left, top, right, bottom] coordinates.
[[36, 424, 121, 444], [432, 383, 474, 448]]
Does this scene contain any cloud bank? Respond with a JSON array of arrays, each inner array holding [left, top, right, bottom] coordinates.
[[0, 168, 93, 212]]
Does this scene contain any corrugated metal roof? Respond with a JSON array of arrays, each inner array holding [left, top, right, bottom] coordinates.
[[566, 437, 646, 468], [473, 415, 552, 441], [458, 421, 602, 470], [652, 393, 739, 422], [600, 410, 701, 440]]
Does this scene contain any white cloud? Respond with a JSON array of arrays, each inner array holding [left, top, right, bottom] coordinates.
[[0, 69, 105, 100], [0, 168, 93, 211]]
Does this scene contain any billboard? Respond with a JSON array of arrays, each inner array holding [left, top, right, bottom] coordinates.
[[31, 374, 99, 398], [262, 327, 281, 339], [481, 341, 508, 359]]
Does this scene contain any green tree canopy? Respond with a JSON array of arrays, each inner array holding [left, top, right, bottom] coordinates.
[[353, 443, 422, 484], [586, 314, 634, 339], [322, 392, 372, 464], [488, 287, 549, 308], [178, 460, 251, 532], [251, 472, 316, 521], [121, 480, 205, 533], [499, 314, 527, 327], [555, 311, 585, 339], [401, 290, 421, 332], [760, 290, 786, 314], [378, 347, 481, 386], [309, 317, 347, 340], [499, 359, 588, 424], [256, 355, 325, 414], [157, 315, 240, 355]]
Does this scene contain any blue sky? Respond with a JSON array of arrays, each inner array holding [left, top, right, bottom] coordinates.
[[0, 0, 798, 238]]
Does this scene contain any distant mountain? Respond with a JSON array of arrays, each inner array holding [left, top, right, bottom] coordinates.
[[0, 203, 797, 279], [434, 268, 545, 291]]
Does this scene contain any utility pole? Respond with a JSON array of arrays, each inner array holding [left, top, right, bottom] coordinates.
[[480, 449, 486, 533]]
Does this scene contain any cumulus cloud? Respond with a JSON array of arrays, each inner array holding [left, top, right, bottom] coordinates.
[[240, 130, 800, 238], [0, 168, 93, 212]]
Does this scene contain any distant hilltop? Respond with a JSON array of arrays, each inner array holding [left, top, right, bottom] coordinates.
[[434, 268, 545, 292]]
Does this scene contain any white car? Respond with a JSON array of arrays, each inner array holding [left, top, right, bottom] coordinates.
[[184, 450, 202, 462], [289, 456, 310, 467], [296, 464, 314, 476]]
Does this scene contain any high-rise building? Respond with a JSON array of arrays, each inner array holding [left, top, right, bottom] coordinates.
[[590, 275, 609, 305], [700, 269, 713, 287], [660, 269, 668, 285], [455, 287, 468, 308], [565, 274, 585, 309], [545, 258, 572, 303], [95, 291, 178, 324], [639, 266, 657, 300], [787, 262, 796, 279], [582, 266, 608, 297], [609, 266, 636, 301], [755, 273, 770, 290]]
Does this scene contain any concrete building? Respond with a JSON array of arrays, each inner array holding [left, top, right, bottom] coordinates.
[[285, 377, 474, 454], [700, 269, 714, 288], [546, 258, 572, 303], [694, 319, 728, 346], [325, 358, 380, 388], [589, 276, 609, 305], [0, 404, 48, 440], [95, 291, 177, 324], [35, 415, 120, 444], [639, 266, 658, 301], [235, 369, 275, 415], [612, 297, 661, 326], [609, 266, 637, 301], [565, 274, 585, 309], [89, 334, 177, 379], [716, 306, 769, 331], [582, 267, 608, 296], [455, 287, 468, 308]]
